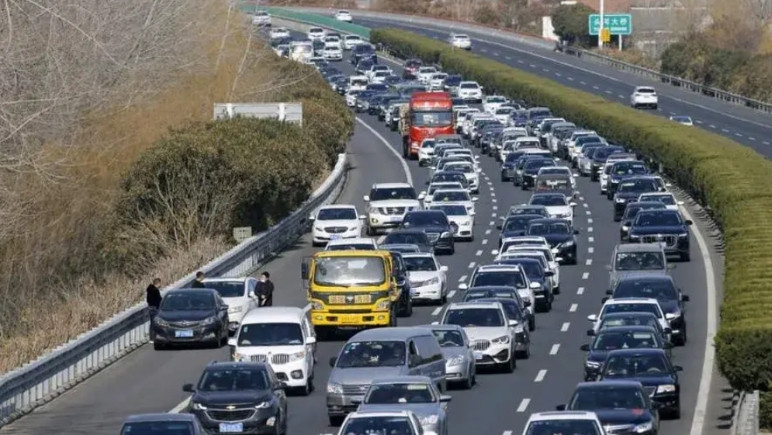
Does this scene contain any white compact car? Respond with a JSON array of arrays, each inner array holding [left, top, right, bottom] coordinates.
[[323, 45, 343, 61], [229, 307, 317, 395], [418, 139, 436, 167], [498, 247, 561, 294], [269, 27, 290, 40], [310, 205, 364, 246], [457, 81, 483, 103], [364, 183, 422, 235], [421, 182, 465, 208], [439, 302, 519, 372], [403, 252, 448, 304], [307, 27, 326, 40], [334, 10, 353, 22], [670, 115, 693, 126], [638, 192, 683, 211], [343, 35, 365, 50], [482, 95, 508, 114], [529, 193, 576, 223], [366, 64, 392, 81], [430, 189, 478, 216], [587, 297, 671, 338], [521, 411, 604, 435], [324, 35, 343, 50], [201, 277, 260, 332], [429, 73, 449, 91], [443, 162, 480, 194], [430, 204, 475, 241], [251, 11, 271, 27], [416, 66, 439, 84], [324, 237, 378, 251], [449, 33, 472, 50], [630, 86, 658, 109]]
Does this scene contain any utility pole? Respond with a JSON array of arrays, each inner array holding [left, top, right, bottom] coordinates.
[[599, 0, 605, 48]]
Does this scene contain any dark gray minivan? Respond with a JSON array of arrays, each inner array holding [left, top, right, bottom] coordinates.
[[326, 327, 446, 425]]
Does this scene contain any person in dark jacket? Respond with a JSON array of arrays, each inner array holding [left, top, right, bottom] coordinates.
[[256, 272, 274, 307], [192, 271, 205, 288], [146, 278, 162, 309]]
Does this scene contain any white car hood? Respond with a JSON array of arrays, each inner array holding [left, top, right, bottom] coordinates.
[[315, 219, 358, 228], [408, 270, 441, 283], [236, 344, 306, 356], [447, 215, 473, 226], [545, 205, 571, 217], [464, 326, 509, 341]]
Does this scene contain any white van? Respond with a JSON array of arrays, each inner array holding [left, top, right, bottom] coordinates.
[[229, 306, 317, 395], [290, 41, 313, 63]]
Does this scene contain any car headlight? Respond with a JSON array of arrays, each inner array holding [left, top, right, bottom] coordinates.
[[656, 384, 676, 394], [255, 401, 272, 409], [678, 232, 689, 238], [514, 325, 524, 333], [461, 220, 471, 226], [622, 225, 630, 231], [311, 301, 324, 310], [202, 316, 216, 325], [669, 310, 681, 319], [228, 305, 242, 314], [290, 350, 306, 362], [585, 360, 601, 369], [233, 352, 245, 361], [348, 226, 359, 231], [327, 383, 343, 394], [560, 240, 575, 248], [446, 355, 465, 366], [426, 277, 440, 285], [368, 206, 380, 215], [633, 421, 654, 433], [314, 226, 324, 231], [492, 335, 510, 344], [154, 317, 169, 327], [191, 402, 207, 410], [615, 197, 626, 203], [376, 299, 391, 310], [420, 415, 439, 426]]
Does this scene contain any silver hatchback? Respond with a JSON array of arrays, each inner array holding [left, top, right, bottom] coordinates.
[[425, 324, 476, 389]]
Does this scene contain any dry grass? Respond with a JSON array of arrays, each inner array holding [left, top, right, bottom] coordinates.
[[0, 1, 316, 373]]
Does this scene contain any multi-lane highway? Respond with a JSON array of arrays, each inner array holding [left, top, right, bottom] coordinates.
[[0, 30, 721, 435], [348, 13, 772, 160]]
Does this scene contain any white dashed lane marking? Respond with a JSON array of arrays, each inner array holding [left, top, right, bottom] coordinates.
[[561, 322, 570, 332], [550, 344, 560, 355], [581, 272, 590, 280], [489, 220, 495, 226], [588, 236, 595, 243], [577, 287, 585, 295], [475, 250, 483, 256], [586, 259, 593, 266], [482, 239, 488, 245], [588, 247, 594, 254], [534, 370, 547, 382], [458, 275, 467, 282], [569, 304, 578, 312], [447, 290, 456, 299], [485, 229, 492, 235], [432, 307, 443, 316], [587, 218, 593, 224], [468, 262, 476, 269], [516, 399, 530, 413], [567, 77, 574, 81], [588, 227, 594, 232]]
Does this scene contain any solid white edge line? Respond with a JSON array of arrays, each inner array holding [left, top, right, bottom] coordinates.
[[169, 396, 190, 413], [355, 118, 413, 186]]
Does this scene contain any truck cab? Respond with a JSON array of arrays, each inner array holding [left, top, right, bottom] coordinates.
[[403, 92, 454, 160]]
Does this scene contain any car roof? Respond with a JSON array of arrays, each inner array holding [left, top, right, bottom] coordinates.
[[370, 376, 433, 385], [167, 288, 217, 296], [576, 380, 643, 389], [372, 182, 413, 189], [319, 204, 357, 210], [241, 306, 305, 324], [529, 218, 571, 225], [348, 410, 414, 418], [447, 301, 502, 310], [596, 325, 659, 334], [326, 237, 376, 245], [422, 323, 464, 331], [467, 285, 518, 291], [614, 243, 665, 253], [351, 326, 433, 341], [616, 273, 674, 284], [603, 311, 658, 319], [527, 411, 600, 421], [202, 277, 250, 284], [606, 348, 668, 357], [605, 297, 660, 305], [123, 413, 198, 423], [400, 252, 435, 259], [476, 264, 523, 272]]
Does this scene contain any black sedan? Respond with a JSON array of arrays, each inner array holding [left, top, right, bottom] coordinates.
[[397, 210, 455, 255], [558, 380, 660, 434], [628, 209, 693, 261], [521, 158, 557, 190], [498, 214, 544, 244], [606, 160, 650, 199], [620, 201, 667, 241], [580, 325, 671, 381], [607, 274, 689, 345], [590, 311, 671, 345], [598, 348, 683, 419], [150, 289, 229, 350], [589, 145, 626, 181], [613, 176, 666, 221], [526, 218, 579, 265]]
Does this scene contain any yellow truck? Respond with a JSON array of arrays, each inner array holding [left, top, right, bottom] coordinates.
[[301, 250, 400, 339]]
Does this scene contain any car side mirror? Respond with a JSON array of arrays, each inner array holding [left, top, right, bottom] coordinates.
[[309, 214, 316, 221], [329, 357, 337, 367], [228, 337, 237, 347], [496, 224, 502, 229], [601, 297, 609, 304], [359, 215, 366, 220], [440, 265, 449, 272], [508, 320, 519, 327], [569, 202, 577, 207], [544, 270, 554, 277], [664, 327, 672, 334], [668, 264, 677, 270], [605, 289, 613, 295], [574, 229, 580, 235], [419, 192, 426, 200], [432, 321, 439, 325], [275, 382, 288, 390], [470, 211, 476, 216], [580, 344, 590, 351], [182, 383, 195, 393], [665, 313, 676, 320], [556, 404, 567, 411], [681, 294, 690, 302], [605, 265, 612, 271], [440, 394, 452, 403], [587, 329, 596, 336], [674, 365, 683, 371], [472, 197, 479, 201], [351, 398, 362, 405], [555, 257, 563, 262], [363, 195, 370, 202], [666, 183, 672, 187], [587, 314, 597, 322], [685, 220, 693, 226], [306, 336, 317, 345], [221, 305, 229, 311], [524, 300, 532, 307], [458, 283, 468, 290]]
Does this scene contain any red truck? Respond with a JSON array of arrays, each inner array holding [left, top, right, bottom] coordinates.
[[401, 91, 454, 160]]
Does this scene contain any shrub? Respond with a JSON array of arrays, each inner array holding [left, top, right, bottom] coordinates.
[[371, 25, 772, 398]]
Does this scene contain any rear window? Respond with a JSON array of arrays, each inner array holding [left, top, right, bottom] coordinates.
[[637, 88, 656, 94]]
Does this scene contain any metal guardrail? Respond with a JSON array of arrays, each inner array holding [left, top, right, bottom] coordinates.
[[281, 6, 772, 115], [0, 153, 348, 427], [732, 390, 761, 435]]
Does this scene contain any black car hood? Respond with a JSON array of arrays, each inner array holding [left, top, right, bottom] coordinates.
[[542, 233, 573, 246], [616, 191, 647, 201], [587, 350, 612, 364], [501, 229, 527, 238], [655, 299, 679, 315], [405, 224, 451, 234], [592, 409, 654, 425], [193, 390, 274, 407], [630, 226, 686, 235], [618, 375, 677, 387], [158, 310, 215, 322]]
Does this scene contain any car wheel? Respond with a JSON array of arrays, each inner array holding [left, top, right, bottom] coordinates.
[[518, 345, 530, 359], [389, 309, 397, 327], [504, 351, 516, 373], [302, 376, 313, 396], [673, 327, 687, 346], [680, 251, 690, 262], [529, 315, 535, 331], [153, 341, 165, 351], [553, 286, 560, 295], [329, 415, 344, 427]]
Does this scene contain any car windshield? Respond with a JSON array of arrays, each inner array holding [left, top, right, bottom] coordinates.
[[641, 194, 676, 205], [313, 256, 385, 287], [570, 386, 647, 410], [504, 261, 542, 281], [318, 208, 357, 220], [472, 271, 526, 289], [341, 417, 413, 435], [525, 160, 553, 172], [614, 252, 665, 270], [460, 83, 479, 89], [445, 308, 504, 327], [237, 322, 303, 346], [613, 162, 647, 176], [604, 303, 661, 317], [603, 354, 670, 378], [595, 147, 623, 160], [432, 191, 469, 202], [370, 187, 416, 201], [593, 330, 659, 350], [365, 383, 436, 404], [464, 290, 517, 300], [510, 207, 547, 216], [634, 211, 682, 227], [403, 256, 437, 271], [433, 173, 467, 185], [525, 420, 602, 435], [429, 184, 460, 194], [161, 293, 213, 311], [202, 281, 245, 298], [624, 203, 665, 219], [337, 341, 406, 368], [600, 315, 659, 331], [446, 164, 473, 173], [530, 195, 566, 206], [121, 422, 194, 435], [403, 212, 447, 227], [528, 221, 570, 235], [431, 329, 465, 347], [197, 367, 269, 392], [431, 205, 467, 216], [480, 300, 524, 321], [530, 109, 551, 118], [421, 140, 436, 149], [615, 279, 677, 301], [385, 233, 427, 246], [504, 215, 540, 232], [618, 179, 659, 193]]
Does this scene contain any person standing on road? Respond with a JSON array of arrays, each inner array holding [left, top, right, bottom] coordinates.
[[146, 278, 162, 315], [256, 272, 274, 307], [192, 271, 205, 288]]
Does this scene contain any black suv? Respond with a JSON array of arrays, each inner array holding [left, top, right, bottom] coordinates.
[[612, 176, 665, 221], [398, 210, 455, 255], [351, 43, 377, 65], [526, 218, 579, 265], [620, 201, 667, 241], [628, 209, 692, 261], [184, 361, 288, 434]]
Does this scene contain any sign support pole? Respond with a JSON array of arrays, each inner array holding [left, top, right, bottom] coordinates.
[[598, 0, 605, 48], [619, 35, 623, 51]]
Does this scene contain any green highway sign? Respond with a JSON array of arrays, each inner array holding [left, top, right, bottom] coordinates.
[[588, 14, 632, 36]]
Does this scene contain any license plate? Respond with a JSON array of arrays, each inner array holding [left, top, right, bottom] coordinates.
[[330, 234, 341, 240], [175, 330, 193, 338], [340, 314, 359, 324], [389, 216, 402, 222], [474, 351, 484, 361], [219, 423, 243, 433]]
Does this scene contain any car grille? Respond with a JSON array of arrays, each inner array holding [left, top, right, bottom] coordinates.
[[380, 207, 406, 215], [604, 424, 635, 434], [271, 354, 291, 365], [250, 354, 268, 363], [324, 226, 348, 233], [168, 320, 200, 328], [642, 234, 677, 247], [644, 386, 657, 397], [342, 384, 369, 395], [472, 340, 490, 351], [206, 409, 255, 422], [327, 293, 373, 304], [426, 232, 440, 243]]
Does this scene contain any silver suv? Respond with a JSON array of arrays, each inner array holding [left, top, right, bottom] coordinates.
[[363, 183, 422, 235]]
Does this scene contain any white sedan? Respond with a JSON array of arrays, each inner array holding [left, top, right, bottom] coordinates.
[[449, 33, 472, 50], [269, 27, 290, 40], [429, 73, 449, 91], [430, 204, 474, 241], [458, 81, 483, 103], [528, 193, 576, 223], [421, 181, 465, 208], [416, 66, 439, 84], [307, 27, 325, 40], [630, 86, 658, 109], [322, 45, 343, 61], [334, 10, 353, 22], [430, 189, 478, 216], [310, 205, 364, 246], [482, 95, 508, 114], [343, 35, 365, 50], [403, 252, 449, 304]]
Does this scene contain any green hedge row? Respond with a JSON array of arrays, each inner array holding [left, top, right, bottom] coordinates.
[[111, 58, 352, 273], [370, 28, 772, 392]]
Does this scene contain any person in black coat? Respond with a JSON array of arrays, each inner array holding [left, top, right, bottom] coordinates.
[[146, 278, 162, 309], [191, 271, 205, 288], [256, 272, 274, 307]]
